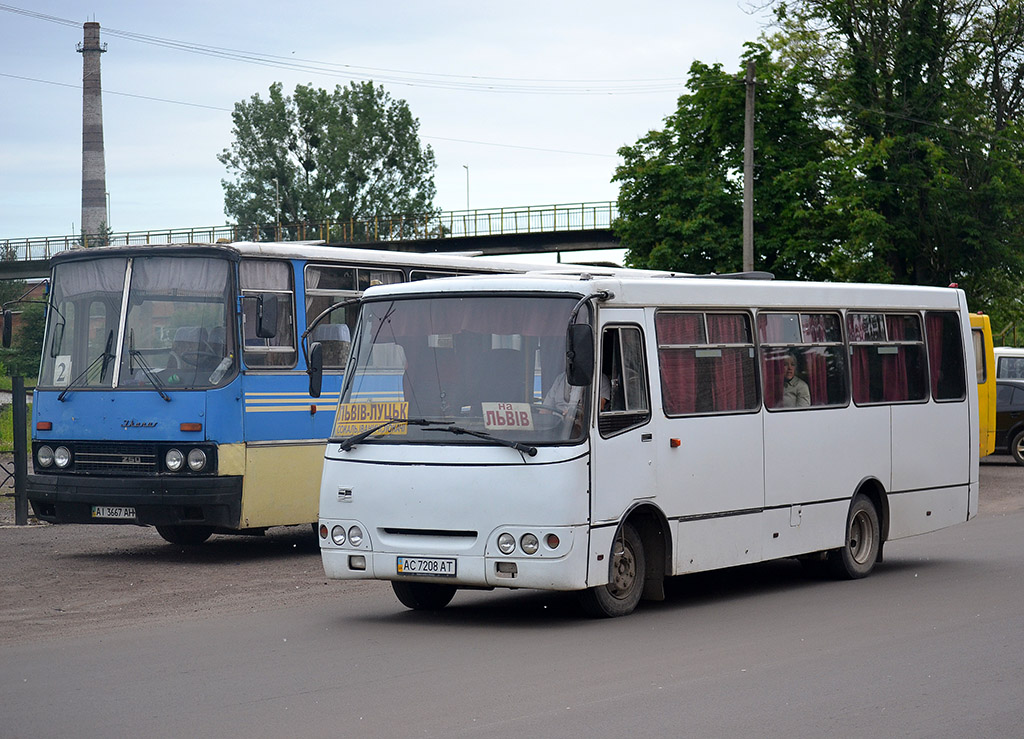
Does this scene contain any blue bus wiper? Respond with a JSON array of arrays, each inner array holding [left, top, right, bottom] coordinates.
[[58, 330, 114, 402], [128, 331, 171, 402], [335, 417, 449, 452], [423, 425, 538, 457]]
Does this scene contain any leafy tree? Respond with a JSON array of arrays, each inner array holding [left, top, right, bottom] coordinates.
[[613, 45, 837, 279], [771, 0, 1024, 294], [219, 81, 437, 234]]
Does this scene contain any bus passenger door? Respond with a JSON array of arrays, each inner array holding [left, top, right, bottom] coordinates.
[[589, 318, 658, 552]]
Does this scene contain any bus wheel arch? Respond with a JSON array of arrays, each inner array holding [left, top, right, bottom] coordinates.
[[579, 521, 646, 618], [627, 504, 670, 602], [828, 485, 884, 580]]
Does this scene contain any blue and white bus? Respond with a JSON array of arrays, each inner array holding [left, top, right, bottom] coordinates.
[[16, 241, 586, 545]]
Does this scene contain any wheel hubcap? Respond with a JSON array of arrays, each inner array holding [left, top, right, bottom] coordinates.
[[608, 537, 637, 599], [849, 510, 874, 564]]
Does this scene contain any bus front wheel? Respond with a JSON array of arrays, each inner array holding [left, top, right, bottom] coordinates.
[[829, 494, 880, 579], [156, 525, 214, 546], [391, 581, 457, 611], [579, 522, 645, 618]]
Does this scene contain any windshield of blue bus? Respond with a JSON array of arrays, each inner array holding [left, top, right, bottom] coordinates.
[[39, 255, 236, 391], [337, 294, 591, 445]]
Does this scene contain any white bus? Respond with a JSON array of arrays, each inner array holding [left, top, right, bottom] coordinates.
[[316, 273, 979, 617]]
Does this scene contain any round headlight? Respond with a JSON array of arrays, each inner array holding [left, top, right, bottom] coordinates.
[[347, 526, 364, 547], [331, 525, 346, 546], [187, 448, 207, 472], [37, 445, 54, 468], [165, 448, 184, 472], [497, 532, 516, 555], [54, 446, 71, 469], [520, 533, 540, 555]]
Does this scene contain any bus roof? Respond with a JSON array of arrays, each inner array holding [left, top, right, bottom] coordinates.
[[359, 272, 967, 312], [46, 241, 648, 277]]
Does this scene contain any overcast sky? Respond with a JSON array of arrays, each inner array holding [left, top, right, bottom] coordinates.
[[1, 1, 771, 241]]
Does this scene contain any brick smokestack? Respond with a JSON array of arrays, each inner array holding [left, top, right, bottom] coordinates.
[[78, 22, 107, 244]]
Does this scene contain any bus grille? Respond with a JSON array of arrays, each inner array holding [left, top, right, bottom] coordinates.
[[74, 443, 158, 475]]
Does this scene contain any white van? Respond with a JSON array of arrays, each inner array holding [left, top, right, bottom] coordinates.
[[993, 347, 1024, 378]]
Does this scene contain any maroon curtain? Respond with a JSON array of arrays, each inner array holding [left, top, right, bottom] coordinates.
[[655, 313, 703, 414], [848, 314, 873, 404], [758, 315, 786, 408], [707, 314, 748, 411], [882, 315, 910, 402], [800, 315, 828, 405]]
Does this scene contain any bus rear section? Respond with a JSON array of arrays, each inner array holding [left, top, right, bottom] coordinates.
[[318, 274, 978, 617]]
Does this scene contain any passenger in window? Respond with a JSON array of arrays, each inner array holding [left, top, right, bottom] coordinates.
[[781, 351, 811, 408]]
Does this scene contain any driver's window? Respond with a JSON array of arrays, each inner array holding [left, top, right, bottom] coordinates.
[[241, 259, 296, 369], [599, 325, 651, 437]]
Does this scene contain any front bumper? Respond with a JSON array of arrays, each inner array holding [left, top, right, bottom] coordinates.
[[27, 473, 243, 528]]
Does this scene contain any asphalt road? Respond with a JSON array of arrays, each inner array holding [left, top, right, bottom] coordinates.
[[2, 460, 1022, 738]]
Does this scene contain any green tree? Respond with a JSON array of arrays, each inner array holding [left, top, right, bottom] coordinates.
[[219, 81, 437, 234], [613, 45, 837, 279], [772, 0, 1024, 294]]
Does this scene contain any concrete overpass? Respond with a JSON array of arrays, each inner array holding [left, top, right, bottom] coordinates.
[[0, 202, 621, 280]]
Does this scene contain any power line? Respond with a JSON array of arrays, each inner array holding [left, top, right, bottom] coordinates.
[[0, 3, 689, 96], [0, 72, 618, 158]]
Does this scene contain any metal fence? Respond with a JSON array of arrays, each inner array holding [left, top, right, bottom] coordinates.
[[1, 201, 618, 262]]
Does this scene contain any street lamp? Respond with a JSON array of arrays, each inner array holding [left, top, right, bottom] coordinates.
[[462, 165, 469, 210]]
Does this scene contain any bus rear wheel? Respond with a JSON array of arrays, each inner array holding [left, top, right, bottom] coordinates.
[[829, 494, 880, 579], [391, 581, 457, 611], [156, 525, 214, 546], [579, 522, 645, 618]]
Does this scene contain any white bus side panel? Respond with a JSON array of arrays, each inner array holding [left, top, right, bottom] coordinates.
[[763, 405, 891, 508], [674, 513, 761, 574], [887, 485, 973, 540]]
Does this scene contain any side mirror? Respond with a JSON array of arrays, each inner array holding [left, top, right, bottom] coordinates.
[[256, 294, 278, 339], [1, 310, 11, 348], [308, 342, 323, 398], [566, 324, 594, 387]]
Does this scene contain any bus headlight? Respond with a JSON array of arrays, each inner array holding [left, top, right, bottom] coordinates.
[[54, 446, 71, 469], [520, 533, 539, 555], [165, 448, 184, 472], [331, 525, 346, 546], [187, 448, 207, 472], [37, 445, 54, 468], [497, 532, 516, 555], [347, 526, 364, 547]]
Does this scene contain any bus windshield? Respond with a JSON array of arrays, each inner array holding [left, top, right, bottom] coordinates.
[[40, 255, 235, 391], [339, 294, 589, 445]]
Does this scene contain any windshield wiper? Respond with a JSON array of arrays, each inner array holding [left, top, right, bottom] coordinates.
[[423, 425, 538, 457], [58, 330, 114, 402], [335, 417, 449, 451], [127, 330, 171, 402]]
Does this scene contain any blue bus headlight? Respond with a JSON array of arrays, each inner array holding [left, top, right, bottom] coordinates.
[[53, 446, 71, 469], [37, 445, 54, 468], [187, 448, 207, 472], [165, 448, 184, 472]]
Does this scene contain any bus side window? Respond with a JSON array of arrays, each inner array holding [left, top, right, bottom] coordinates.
[[240, 259, 296, 369]]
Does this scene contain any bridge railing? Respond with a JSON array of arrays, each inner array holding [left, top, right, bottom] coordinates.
[[1, 201, 618, 262]]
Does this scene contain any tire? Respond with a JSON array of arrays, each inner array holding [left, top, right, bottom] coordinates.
[[1010, 430, 1024, 466], [578, 522, 646, 618], [828, 494, 880, 580], [156, 525, 214, 546], [391, 581, 457, 611]]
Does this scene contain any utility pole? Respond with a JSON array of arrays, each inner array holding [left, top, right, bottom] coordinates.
[[743, 61, 755, 273]]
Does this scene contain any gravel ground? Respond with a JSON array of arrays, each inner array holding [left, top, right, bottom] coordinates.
[[2, 454, 1021, 646]]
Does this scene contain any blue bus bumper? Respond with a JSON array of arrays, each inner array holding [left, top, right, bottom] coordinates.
[[27, 474, 244, 528]]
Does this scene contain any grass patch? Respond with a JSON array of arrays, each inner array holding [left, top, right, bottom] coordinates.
[[0, 402, 32, 453]]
